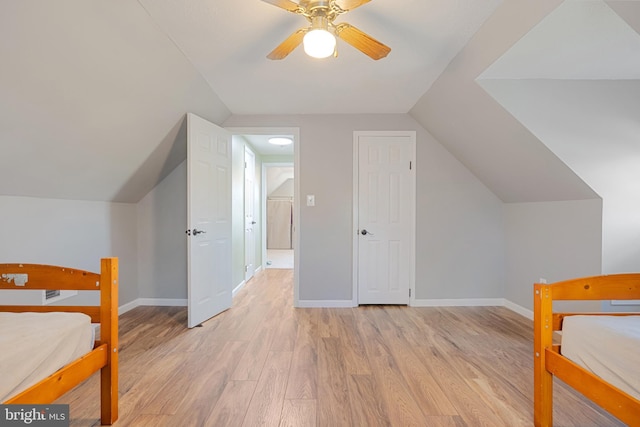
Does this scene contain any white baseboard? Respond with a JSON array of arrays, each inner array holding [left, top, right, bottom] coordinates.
[[118, 298, 187, 315], [411, 298, 504, 307], [611, 299, 640, 306], [118, 299, 139, 315], [411, 297, 533, 320], [233, 280, 246, 297], [118, 295, 533, 320], [118, 289, 256, 316], [296, 299, 356, 308], [503, 299, 533, 320], [138, 298, 187, 306]]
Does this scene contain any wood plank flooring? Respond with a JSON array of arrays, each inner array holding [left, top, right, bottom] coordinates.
[[58, 269, 624, 426]]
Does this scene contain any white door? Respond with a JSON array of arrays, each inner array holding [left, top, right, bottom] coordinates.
[[187, 113, 232, 328], [355, 131, 416, 304], [244, 147, 256, 281]]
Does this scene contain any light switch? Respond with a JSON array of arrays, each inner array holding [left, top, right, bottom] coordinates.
[[306, 195, 315, 206]]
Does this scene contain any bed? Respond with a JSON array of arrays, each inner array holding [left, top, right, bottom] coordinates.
[[0, 258, 118, 425], [533, 274, 640, 426]]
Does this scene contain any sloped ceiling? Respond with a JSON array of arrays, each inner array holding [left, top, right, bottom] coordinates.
[[0, 0, 230, 203], [478, 0, 640, 203], [136, 0, 501, 114], [411, 0, 640, 203], [410, 0, 597, 203], [1, 0, 636, 205]]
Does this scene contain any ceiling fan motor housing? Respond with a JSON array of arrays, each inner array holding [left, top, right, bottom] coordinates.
[[302, 0, 332, 11], [309, 15, 331, 31], [303, 0, 340, 23]]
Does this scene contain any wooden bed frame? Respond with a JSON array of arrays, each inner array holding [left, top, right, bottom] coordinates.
[[533, 273, 640, 426], [0, 258, 118, 425]]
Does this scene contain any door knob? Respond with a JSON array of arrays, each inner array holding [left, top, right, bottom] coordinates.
[[361, 229, 374, 236], [192, 228, 206, 236]]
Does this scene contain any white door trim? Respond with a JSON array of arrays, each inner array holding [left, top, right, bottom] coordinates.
[[226, 126, 300, 306], [352, 130, 417, 306]]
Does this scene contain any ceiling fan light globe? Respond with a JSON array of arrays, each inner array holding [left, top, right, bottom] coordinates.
[[303, 29, 336, 58]]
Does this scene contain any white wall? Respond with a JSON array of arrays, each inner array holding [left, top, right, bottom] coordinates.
[[0, 118, 607, 312], [267, 168, 294, 196], [0, 195, 138, 305], [479, 79, 640, 312], [231, 136, 248, 289], [223, 114, 506, 302], [416, 131, 505, 300], [504, 199, 603, 311], [135, 136, 260, 301], [601, 197, 640, 312], [269, 178, 294, 199], [231, 136, 264, 288], [137, 161, 187, 300], [603, 197, 640, 275]]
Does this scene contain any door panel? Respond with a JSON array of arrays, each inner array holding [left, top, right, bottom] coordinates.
[[187, 113, 232, 328], [356, 132, 415, 304]]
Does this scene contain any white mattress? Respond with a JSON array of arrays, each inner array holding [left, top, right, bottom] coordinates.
[[561, 315, 640, 400], [0, 312, 94, 402]]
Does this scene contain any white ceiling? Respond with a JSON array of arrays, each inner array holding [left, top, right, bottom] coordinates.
[[479, 0, 640, 201], [410, 0, 640, 203], [0, 0, 230, 202], [479, 0, 640, 80], [242, 135, 295, 156], [1, 0, 639, 206], [137, 0, 502, 114], [266, 166, 294, 195]]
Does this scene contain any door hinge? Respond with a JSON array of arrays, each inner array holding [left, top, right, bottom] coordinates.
[[409, 288, 412, 297], [409, 161, 412, 170], [245, 265, 248, 272]]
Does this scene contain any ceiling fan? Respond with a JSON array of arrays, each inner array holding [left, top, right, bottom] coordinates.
[[263, 0, 391, 60]]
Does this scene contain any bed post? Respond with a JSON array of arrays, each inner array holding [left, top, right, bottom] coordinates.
[[534, 283, 553, 427], [100, 258, 118, 424]]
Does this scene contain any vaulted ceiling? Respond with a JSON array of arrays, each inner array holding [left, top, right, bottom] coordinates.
[[1, 0, 638, 203], [478, 0, 640, 203]]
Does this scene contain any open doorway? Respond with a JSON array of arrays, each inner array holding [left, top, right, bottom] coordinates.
[[264, 164, 294, 269], [228, 127, 300, 303]]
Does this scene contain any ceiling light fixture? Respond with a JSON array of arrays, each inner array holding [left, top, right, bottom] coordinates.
[[264, 0, 390, 61], [303, 16, 336, 59], [268, 137, 293, 146]]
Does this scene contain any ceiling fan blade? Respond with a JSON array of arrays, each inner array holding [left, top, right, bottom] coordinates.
[[334, 0, 371, 12], [335, 23, 390, 60], [261, 0, 303, 13], [267, 28, 308, 60]]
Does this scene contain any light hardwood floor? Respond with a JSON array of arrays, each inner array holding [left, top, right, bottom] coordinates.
[[59, 269, 623, 426]]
